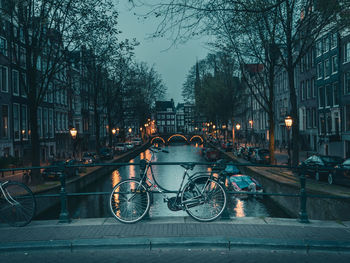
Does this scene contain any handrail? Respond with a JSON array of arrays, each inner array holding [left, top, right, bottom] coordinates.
[[2, 161, 350, 224]]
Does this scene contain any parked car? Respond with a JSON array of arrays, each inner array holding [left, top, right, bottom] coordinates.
[[100, 147, 113, 160], [125, 142, 135, 150], [251, 149, 271, 164], [131, 138, 142, 146], [221, 141, 233, 152], [243, 147, 257, 161], [81, 152, 96, 164], [203, 148, 221, 162], [42, 159, 79, 180], [328, 158, 350, 186], [115, 143, 127, 153], [299, 155, 343, 181]]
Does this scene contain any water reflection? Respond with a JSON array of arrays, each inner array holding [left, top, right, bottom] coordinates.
[[36, 144, 289, 220]]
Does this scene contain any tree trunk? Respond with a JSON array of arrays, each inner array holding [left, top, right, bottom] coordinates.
[[288, 66, 299, 167], [29, 102, 42, 184]]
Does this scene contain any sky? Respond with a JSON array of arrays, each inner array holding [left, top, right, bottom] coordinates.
[[115, 1, 209, 105]]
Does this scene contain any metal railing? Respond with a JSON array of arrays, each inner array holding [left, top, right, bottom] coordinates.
[[1, 161, 350, 224]]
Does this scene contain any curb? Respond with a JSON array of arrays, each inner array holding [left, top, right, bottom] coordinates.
[[1, 237, 350, 252]]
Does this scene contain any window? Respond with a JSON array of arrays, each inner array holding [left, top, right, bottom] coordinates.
[[312, 108, 317, 128], [13, 103, 20, 141], [323, 37, 329, 53], [326, 85, 333, 107], [324, 59, 330, 78], [307, 109, 312, 128], [21, 105, 27, 140], [0, 65, 8, 92], [42, 108, 47, 138], [344, 42, 350, 63], [12, 70, 19, 95], [333, 83, 339, 106], [20, 73, 27, 97], [48, 83, 53, 102], [300, 56, 305, 73], [320, 115, 325, 134], [327, 114, 332, 134], [345, 72, 350, 94], [319, 86, 325, 108], [316, 40, 322, 57], [12, 43, 18, 63], [49, 109, 54, 138], [1, 105, 9, 139], [306, 79, 311, 99], [301, 81, 305, 100], [346, 105, 350, 131], [0, 36, 7, 56], [331, 33, 337, 49], [20, 47, 26, 68], [37, 107, 42, 138], [317, 62, 323, 79], [311, 77, 316, 98], [331, 55, 338, 74]]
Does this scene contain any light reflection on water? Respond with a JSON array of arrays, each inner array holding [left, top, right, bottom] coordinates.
[[36, 144, 289, 220]]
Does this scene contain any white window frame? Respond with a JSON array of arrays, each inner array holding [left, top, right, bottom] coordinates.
[[13, 103, 20, 141], [331, 55, 338, 74], [344, 42, 350, 63], [0, 36, 7, 56], [317, 62, 323, 79], [12, 69, 19, 96], [21, 104, 28, 140], [324, 59, 330, 79], [331, 33, 337, 49], [0, 65, 8, 92]]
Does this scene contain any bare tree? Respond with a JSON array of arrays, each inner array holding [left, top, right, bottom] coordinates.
[[3, 0, 120, 183]]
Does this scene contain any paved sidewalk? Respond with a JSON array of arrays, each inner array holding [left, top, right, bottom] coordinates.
[[1, 217, 350, 252]]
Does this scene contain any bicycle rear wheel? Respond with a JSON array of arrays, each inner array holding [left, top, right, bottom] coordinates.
[[0, 181, 36, 227], [109, 179, 150, 223], [182, 176, 226, 222]]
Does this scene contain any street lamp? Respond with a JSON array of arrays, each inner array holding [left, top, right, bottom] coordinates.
[[284, 116, 293, 166], [236, 123, 241, 145], [128, 128, 132, 142], [69, 127, 77, 159]]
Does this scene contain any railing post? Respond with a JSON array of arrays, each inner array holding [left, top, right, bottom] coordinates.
[[298, 172, 309, 223], [59, 172, 71, 223]]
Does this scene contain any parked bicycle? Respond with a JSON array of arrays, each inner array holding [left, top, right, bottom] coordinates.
[[0, 180, 36, 227], [109, 147, 227, 223]]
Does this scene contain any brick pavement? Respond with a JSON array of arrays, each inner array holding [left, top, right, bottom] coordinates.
[[1, 217, 350, 251]]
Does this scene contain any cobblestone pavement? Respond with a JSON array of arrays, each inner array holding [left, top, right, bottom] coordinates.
[[2, 247, 350, 263], [1, 217, 350, 252]]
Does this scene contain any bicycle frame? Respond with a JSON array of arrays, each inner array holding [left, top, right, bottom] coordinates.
[[0, 181, 19, 206], [136, 149, 215, 209]]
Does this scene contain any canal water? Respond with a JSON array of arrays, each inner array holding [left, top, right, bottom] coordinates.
[[36, 144, 290, 220]]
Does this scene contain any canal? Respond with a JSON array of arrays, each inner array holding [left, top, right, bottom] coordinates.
[[36, 144, 290, 220]]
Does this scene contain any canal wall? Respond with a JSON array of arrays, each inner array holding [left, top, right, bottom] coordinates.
[[35, 142, 150, 217], [219, 150, 350, 221]]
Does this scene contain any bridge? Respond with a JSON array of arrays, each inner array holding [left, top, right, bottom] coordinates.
[[150, 133, 205, 145]]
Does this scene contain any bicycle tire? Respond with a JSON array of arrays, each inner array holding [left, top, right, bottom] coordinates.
[[0, 181, 36, 227], [109, 179, 150, 224], [181, 175, 227, 222]]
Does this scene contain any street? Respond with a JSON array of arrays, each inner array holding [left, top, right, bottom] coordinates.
[[2, 247, 350, 263]]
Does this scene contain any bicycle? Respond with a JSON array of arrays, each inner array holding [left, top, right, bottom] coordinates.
[[0, 180, 36, 227], [109, 147, 227, 223]]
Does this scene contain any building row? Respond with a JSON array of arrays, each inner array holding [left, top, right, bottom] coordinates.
[[239, 27, 350, 158]]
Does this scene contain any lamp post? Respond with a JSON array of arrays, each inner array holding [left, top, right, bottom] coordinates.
[[69, 127, 77, 159], [236, 123, 241, 145], [284, 116, 293, 167], [112, 128, 116, 149], [128, 127, 132, 142]]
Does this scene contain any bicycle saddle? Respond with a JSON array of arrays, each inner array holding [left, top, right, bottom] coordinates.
[[180, 163, 196, 170]]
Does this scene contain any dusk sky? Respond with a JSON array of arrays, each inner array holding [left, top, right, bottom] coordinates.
[[116, 1, 210, 104]]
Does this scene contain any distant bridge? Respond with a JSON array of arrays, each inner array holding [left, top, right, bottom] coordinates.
[[150, 133, 205, 145]]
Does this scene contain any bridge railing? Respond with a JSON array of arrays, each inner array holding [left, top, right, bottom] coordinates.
[[1, 162, 350, 224]]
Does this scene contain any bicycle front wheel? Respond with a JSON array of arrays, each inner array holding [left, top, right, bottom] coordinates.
[[0, 181, 36, 227], [109, 179, 150, 223], [182, 176, 226, 222]]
